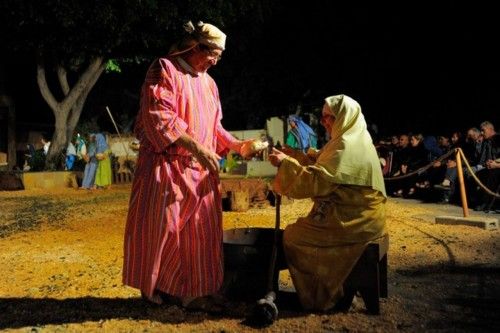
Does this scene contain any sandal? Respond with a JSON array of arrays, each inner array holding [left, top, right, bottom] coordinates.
[[141, 291, 164, 305], [141, 290, 182, 306]]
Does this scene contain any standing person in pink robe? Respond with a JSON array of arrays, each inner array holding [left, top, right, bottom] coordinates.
[[123, 21, 257, 310]]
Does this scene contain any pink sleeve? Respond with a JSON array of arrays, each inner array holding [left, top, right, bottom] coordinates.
[[140, 59, 187, 152], [216, 123, 240, 156]]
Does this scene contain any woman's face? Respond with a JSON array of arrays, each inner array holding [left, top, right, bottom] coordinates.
[[321, 114, 335, 134], [320, 105, 335, 134], [410, 136, 420, 147]]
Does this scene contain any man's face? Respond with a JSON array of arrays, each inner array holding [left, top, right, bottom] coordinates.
[[399, 135, 409, 147], [481, 125, 494, 139], [190, 45, 222, 72]]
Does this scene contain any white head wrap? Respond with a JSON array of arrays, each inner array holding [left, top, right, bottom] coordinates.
[[168, 21, 226, 56], [316, 95, 386, 196]]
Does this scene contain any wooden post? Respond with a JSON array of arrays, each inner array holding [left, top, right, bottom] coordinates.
[[455, 149, 469, 217], [229, 190, 250, 212]]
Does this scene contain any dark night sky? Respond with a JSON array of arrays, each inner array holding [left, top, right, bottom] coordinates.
[[3, 2, 499, 139]]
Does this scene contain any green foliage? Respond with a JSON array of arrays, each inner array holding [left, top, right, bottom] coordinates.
[[105, 59, 121, 73], [0, 0, 261, 64]]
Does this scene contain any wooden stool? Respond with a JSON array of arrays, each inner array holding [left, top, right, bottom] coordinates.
[[336, 234, 389, 314]]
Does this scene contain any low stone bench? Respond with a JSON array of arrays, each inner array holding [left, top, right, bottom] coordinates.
[[22, 171, 78, 190], [336, 234, 389, 314]]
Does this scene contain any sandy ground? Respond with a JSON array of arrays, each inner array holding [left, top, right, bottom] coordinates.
[[0, 184, 499, 332]]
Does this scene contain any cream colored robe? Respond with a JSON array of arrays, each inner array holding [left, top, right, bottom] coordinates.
[[275, 157, 387, 311]]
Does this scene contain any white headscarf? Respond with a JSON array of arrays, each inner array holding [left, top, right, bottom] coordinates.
[[316, 95, 386, 196]]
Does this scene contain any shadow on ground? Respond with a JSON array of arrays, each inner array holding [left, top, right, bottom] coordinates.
[[0, 292, 307, 329], [395, 263, 500, 331]]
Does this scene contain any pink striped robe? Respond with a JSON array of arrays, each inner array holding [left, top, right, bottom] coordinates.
[[123, 57, 239, 298]]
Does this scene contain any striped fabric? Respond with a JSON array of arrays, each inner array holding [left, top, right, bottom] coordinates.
[[123, 57, 239, 298]]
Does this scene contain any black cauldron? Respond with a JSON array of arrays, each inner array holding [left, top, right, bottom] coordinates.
[[221, 227, 287, 301]]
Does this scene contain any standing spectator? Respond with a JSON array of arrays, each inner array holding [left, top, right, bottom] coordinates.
[[94, 133, 112, 189], [75, 134, 87, 161], [65, 140, 77, 171], [81, 134, 97, 190], [285, 115, 318, 153]]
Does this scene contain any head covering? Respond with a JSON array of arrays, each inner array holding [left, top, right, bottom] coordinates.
[[95, 133, 109, 154], [287, 115, 317, 152], [316, 95, 386, 196], [168, 21, 226, 57]]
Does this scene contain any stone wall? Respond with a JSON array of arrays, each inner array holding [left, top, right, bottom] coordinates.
[[22, 171, 78, 190]]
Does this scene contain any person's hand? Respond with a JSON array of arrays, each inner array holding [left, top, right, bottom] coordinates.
[[193, 146, 221, 174], [175, 133, 220, 173], [486, 159, 500, 169], [268, 147, 287, 167], [239, 139, 269, 159], [239, 140, 257, 159], [446, 160, 456, 168]]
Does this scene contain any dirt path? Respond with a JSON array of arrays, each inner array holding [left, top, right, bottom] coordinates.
[[0, 186, 499, 332]]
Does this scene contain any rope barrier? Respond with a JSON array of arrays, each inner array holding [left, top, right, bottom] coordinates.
[[456, 148, 500, 199], [383, 147, 500, 199], [383, 149, 455, 181]]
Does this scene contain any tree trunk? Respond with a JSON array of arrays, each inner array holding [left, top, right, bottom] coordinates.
[[37, 56, 105, 170], [66, 64, 105, 141], [46, 114, 68, 170]]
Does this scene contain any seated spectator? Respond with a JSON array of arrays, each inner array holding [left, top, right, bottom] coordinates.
[[392, 133, 428, 197], [41, 135, 51, 155], [473, 121, 500, 211]]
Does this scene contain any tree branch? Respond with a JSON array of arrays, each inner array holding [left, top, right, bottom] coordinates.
[[67, 61, 106, 139], [56, 65, 70, 96], [60, 57, 104, 111], [36, 58, 61, 113]]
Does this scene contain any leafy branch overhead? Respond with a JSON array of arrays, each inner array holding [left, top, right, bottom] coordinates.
[[0, 0, 268, 170]]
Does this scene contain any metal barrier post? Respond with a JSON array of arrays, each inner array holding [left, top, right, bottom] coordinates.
[[455, 149, 469, 217]]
